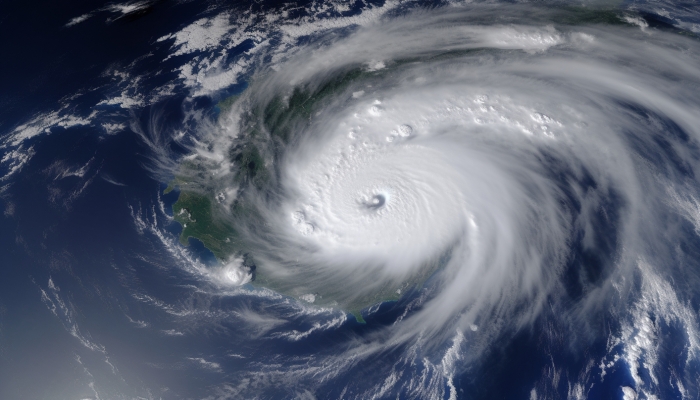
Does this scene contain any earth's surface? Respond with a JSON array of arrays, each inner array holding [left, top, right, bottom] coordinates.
[[1, 0, 700, 398]]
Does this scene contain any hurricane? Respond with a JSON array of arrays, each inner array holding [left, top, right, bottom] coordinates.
[[3, 0, 700, 398], [134, 5, 700, 397]]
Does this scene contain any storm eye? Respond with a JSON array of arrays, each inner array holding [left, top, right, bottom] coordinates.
[[363, 194, 386, 210]]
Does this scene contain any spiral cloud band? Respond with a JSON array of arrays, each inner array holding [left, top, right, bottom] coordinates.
[[173, 5, 700, 397]]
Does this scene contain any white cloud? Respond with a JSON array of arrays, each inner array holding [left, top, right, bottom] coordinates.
[[158, 14, 235, 59], [155, 0, 407, 96], [188, 357, 222, 372], [98, 92, 145, 108], [39, 277, 107, 353], [0, 110, 97, 182], [65, 13, 92, 27], [65, 1, 154, 27]]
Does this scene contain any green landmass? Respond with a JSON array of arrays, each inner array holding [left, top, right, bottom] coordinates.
[[168, 65, 402, 321], [172, 192, 238, 259]]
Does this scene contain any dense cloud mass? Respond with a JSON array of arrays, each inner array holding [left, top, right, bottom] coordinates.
[[158, 6, 700, 398]]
